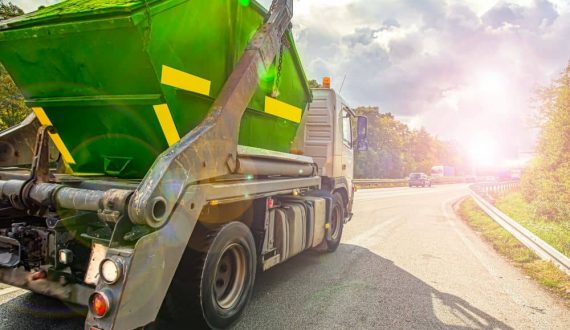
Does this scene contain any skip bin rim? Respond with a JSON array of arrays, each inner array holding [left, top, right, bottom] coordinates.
[[0, 0, 312, 101], [0, 0, 273, 30]]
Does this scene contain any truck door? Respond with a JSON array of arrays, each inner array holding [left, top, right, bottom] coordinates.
[[340, 107, 354, 183]]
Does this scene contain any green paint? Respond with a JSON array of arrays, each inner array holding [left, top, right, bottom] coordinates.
[[12, 0, 157, 25], [29, 0, 146, 16], [238, 0, 251, 7], [0, 0, 311, 178]]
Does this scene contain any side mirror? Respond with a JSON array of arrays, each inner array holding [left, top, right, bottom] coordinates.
[[356, 116, 368, 151]]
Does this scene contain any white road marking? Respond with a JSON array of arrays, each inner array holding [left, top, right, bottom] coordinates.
[[0, 287, 21, 297], [345, 215, 402, 246]]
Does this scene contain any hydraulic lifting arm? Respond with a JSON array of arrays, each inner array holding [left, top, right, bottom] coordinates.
[[129, 0, 294, 228]]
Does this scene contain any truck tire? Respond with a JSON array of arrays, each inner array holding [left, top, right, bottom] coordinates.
[[157, 222, 257, 329], [326, 193, 345, 252]]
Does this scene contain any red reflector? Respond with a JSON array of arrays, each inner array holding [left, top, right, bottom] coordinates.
[[90, 292, 109, 318], [31, 271, 46, 281], [267, 198, 274, 209]]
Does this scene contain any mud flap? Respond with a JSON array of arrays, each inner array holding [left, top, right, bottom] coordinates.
[[85, 187, 206, 330]]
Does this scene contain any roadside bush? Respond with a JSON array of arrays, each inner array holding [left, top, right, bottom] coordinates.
[[521, 62, 570, 221]]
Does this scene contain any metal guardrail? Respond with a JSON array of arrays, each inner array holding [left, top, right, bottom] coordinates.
[[353, 179, 408, 183], [354, 176, 468, 188], [470, 182, 570, 276]]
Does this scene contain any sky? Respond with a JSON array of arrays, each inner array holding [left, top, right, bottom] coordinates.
[[11, 0, 570, 163]]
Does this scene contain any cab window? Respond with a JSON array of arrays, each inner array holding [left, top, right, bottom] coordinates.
[[342, 108, 352, 148]]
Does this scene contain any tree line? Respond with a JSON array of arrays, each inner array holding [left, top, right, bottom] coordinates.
[[520, 62, 570, 221], [0, 1, 29, 130], [354, 107, 465, 179]]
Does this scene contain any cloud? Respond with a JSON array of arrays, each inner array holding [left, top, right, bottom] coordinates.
[[342, 27, 380, 47], [292, 0, 570, 154], [482, 0, 558, 30]]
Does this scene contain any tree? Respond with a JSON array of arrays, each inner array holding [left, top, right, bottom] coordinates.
[[520, 62, 570, 220], [0, 1, 29, 130], [354, 107, 464, 179], [0, 1, 24, 20], [308, 79, 321, 88]]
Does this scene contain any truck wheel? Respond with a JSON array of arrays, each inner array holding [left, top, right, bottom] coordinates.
[[326, 193, 345, 252], [158, 222, 256, 329], [201, 222, 256, 329]]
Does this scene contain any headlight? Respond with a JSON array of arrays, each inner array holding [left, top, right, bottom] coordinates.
[[99, 258, 122, 284]]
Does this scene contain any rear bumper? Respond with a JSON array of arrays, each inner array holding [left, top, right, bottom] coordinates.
[[409, 180, 425, 185], [0, 267, 92, 306]]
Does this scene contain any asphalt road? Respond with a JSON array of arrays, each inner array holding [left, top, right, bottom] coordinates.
[[1, 184, 569, 329]]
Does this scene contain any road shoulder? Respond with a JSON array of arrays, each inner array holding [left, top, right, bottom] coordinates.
[[455, 197, 570, 308]]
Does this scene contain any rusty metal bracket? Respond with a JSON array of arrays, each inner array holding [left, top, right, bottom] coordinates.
[[0, 114, 58, 168], [18, 125, 55, 214], [29, 125, 53, 184]]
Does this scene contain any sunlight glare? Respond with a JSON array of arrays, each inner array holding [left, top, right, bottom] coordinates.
[[476, 71, 508, 94], [468, 132, 499, 167]]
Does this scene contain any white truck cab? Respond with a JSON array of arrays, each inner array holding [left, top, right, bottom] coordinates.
[[294, 81, 366, 217]]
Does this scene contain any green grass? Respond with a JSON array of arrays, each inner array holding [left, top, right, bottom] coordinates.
[[457, 198, 570, 305], [495, 191, 570, 257]]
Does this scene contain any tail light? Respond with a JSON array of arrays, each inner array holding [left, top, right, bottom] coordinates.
[[89, 291, 110, 318]]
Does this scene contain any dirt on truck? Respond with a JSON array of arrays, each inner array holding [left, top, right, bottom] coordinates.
[[0, 0, 367, 329]]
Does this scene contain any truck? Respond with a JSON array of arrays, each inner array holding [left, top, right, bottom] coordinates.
[[0, 1, 367, 329], [430, 165, 455, 177]]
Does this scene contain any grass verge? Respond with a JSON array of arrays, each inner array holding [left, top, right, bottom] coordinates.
[[457, 197, 570, 306], [495, 191, 570, 257]]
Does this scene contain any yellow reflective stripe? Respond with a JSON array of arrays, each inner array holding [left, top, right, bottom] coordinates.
[[264, 96, 302, 123], [153, 104, 181, 146], [161, 65, 211, 96], [31, 107, 76, 165]]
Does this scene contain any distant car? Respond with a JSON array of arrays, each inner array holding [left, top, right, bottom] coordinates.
[[409, 173, 431, 187]]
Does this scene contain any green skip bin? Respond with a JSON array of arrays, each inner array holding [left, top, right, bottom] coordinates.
[[0, 0, 311, 178]]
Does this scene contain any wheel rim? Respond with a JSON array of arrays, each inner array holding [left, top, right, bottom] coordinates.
[[330, 204, 342, 241], [213, 243, 247, 310]]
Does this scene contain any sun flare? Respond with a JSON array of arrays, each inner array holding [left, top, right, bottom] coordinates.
[[468, 132, 499, 167], [475, 71, 508, 93]]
